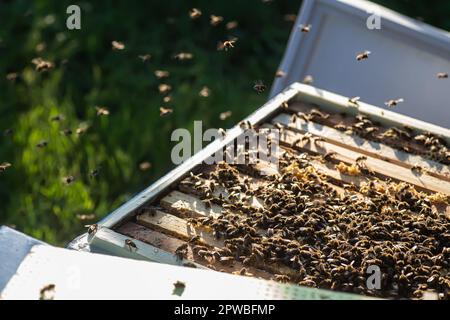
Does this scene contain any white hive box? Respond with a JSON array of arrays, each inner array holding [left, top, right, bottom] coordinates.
[[271, 0, 450, 128]]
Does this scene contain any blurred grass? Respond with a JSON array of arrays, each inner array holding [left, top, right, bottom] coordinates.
[[0, 0, 448, 245]]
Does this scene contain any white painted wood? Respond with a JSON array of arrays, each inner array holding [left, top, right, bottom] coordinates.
[[271, 0, 450, 128], [1, 245, 366, 300]]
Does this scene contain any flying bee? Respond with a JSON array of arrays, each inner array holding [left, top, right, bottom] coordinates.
[[139, 161, 152, 171], [253, 80, 266, 94], [189, 8, 202, 19], [6, 72, 18, 82], [219, 39, 236, 51], [356, 50, 371, 61], [199, 86, 211, 97], [96, 106, 110, 116], [210, 15, 223, 26], [173, 52, 193, 61], [0, 162, 12, 172], [226, 21, 238, 30], [302, 75, 314, 84], [89, 167, 101, 179], [31, 57, 54, 72], [385, 98, 404, 107], [158, 83, 172, 94], [275, 70, 286, 78], [159, 106, 173, 117], [219, 111, 232, 120], [111, 41, 125, 50], [36, 140, 48, 148], [86, 224, 98, 235], [138, 54, 151, 63], [437, 72, 448, 79], [154, 70, 169, 79], [125, 239, 137, 251], [50, 114, 64, 122], [62, 175, 75, 185], [76, 214, 95, 221], [39, 284, 56, 300], [299, 24, 311, 33], [60, 129, 72, 136], [349, 96, 361, 105], [172, 281, 186, 296]]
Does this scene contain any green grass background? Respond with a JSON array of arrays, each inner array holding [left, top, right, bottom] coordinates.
[[0, 0, 448, 245]]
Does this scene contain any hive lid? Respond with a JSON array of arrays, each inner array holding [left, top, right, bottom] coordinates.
[[271, 0, 450, 128]]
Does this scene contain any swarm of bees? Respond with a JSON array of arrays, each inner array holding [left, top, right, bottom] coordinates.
[[177, 150, 450, 299]]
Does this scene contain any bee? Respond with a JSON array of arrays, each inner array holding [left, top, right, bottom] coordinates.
[[89, 168, 101, 179], [50, 114, 64, 122], [138, 54, 151, 63], [302, 75, 314, 84], [356, 50, 371, 61], [172, 281, 186, 296], [299, 24, 311, 33], [226, 21, 238, 30], [76, 214, 95, 221], [63, 175, 75, 185], [139, 161, 152, 171], [4, 128, 13, 136], [411, 164, 424, 175], [158, 84, 172, 94], [253, 80, 266, 94], [173, 52, 193, 60], [163, 95, 172, 103], [239, 120, 252, 129], [0, 162, 12, 172], [111, 41, 125, 50], [154, 70, 169, 79], [6, 72, 18, 82], [219, 111, 232, 121], [219, 39, 236, 51], [160, 107, 173, 117], [189, 8, 202, 19], [218, 128, 226, 138], [182, 262, 197, 268], [281, 101, 289, 109], [96, 106, 110, 116], [125, 239, 138, 251], [199, 86, 210, 97], [36, 140, 48, 148], [76, 124, 89, 135], [310, 109, 329, 120], [175, 243, 188, 259], [275, 70, 286, 78], [60, 129, 72, 136], [210, 15, 223, 26], [39, 284, 56, 300], [273, 274, 291, 283], [355, 155, 367, 163], [31, 57, 54, 72], [86, 224, 98, 235], [437, 72, 448, 79], [284, 14, 297, 23], [385, 98, 404, 107], [349, 96, 360, 105]]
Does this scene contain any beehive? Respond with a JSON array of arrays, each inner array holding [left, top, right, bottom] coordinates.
[[70, 83, 450, 300]]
